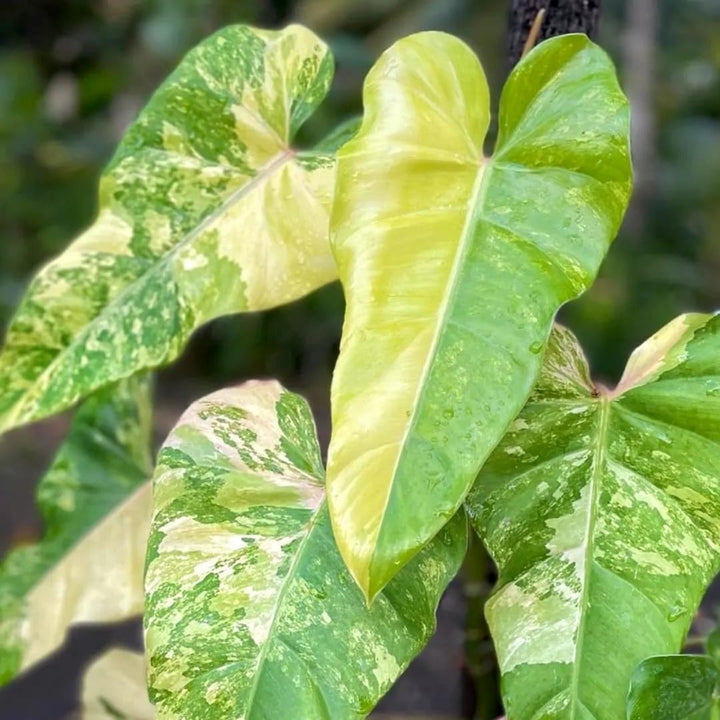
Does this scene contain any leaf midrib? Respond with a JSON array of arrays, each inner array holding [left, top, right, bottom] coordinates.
[[243, 498, 326, 717], [370, 157, 490, 580], [4, 149, 297, 431], [567, 396, 610, 719]]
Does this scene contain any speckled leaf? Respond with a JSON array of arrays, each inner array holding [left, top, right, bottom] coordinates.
[[145, 380, 466, 719], [326, 32, 632, 600], [0, 24, 339, 434], [81, 649, 155, 720], [0, 375, 152, 685], [466, 314, 720, 719], [627, 655, 720, 720]]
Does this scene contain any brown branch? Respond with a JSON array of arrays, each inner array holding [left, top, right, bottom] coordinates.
[[507, 0, 602, 68], [521, 8, 547, 58]]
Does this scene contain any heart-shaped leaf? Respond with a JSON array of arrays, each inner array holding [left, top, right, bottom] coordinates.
[[466, 315, 720, 719], [327, 32, 632, 599], [145, 380, 466, 719], [0, 24, 340, 434]]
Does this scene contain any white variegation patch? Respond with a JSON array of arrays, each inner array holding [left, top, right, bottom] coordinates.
[[488, 577, 578, 672]]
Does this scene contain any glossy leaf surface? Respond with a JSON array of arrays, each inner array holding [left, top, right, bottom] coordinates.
[[81, 649, 155, 720], [145, 380, 466, 719], [327, 32, 632, 599], [0, 24, 338, 434], [627, 655, 720, 720], [466, 315, 720, 719], [0, 376, 152, 684]]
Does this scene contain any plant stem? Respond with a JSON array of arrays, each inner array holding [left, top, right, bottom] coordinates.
[[463, 531, 501, 720], [684, 635, 707, 648], [507, 0, 602, 67], [521, 9, 546, 58]]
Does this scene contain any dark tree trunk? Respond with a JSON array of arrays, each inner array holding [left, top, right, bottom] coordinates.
[[622, 0, 658, 238], [507, 0, 602, 67]]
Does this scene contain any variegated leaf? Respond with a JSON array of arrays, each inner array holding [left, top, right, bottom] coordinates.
[[0, 24, 340, 434], [0, 375, 152, 685], [145, 380, 466, 719], [466, 315, 720, 719], [81, 649, 155, 720], [326, 32, 632, 600]]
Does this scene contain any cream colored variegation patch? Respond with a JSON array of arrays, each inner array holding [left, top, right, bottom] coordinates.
[[72, 209, 134, 255], [613, 313, 710, 396], [487, 577, 578, 673], [546, 478, 594, 582], [22, 482, 151, 671]]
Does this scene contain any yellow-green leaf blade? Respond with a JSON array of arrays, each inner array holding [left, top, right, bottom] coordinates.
[[0, 24, 337, 434], [0, 375, 153, 685], [145, 380, 466, 719], [466, 314, 720, 719], [327, 32, 632, 599]]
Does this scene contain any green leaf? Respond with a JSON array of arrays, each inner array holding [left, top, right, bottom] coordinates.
[[145, 380, 466, 719], [707, 627, 720, 667], [627, 627, 720, 719], [0, 375, 152, 685], [0, 24, 339, 434], [81, 649, 155, 720], [627, 656, 720, 720], [466, 315, 720, 719], [326, 31, 632, 599]]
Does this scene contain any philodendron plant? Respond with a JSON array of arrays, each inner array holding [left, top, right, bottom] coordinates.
[[0, 20, 718, 720], [627, 623, 720, 719]]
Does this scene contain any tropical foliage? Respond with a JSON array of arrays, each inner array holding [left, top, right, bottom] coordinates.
[[0, 18, 718, 720], [627, 625, 720, 720], [467, 316, 720, 719], [327, 31, 631, 600]]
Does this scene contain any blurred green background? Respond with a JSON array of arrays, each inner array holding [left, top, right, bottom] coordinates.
[[2, 0, 718, 397]]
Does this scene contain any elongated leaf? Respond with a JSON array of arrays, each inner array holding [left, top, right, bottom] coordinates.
[[81, 649, 155, 720], [0, 24, 339, 434], [326, 32, 632, 599], [466, 315, 720, 719], [145, 380, 466, 719], [627, 656, 720, 720], [0, 376, 152, 684]]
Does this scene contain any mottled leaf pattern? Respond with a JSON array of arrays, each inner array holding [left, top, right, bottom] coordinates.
[[0, 375, 152, 685], [466, 315, 720, 719], [145, 380, 466, 719], [326, 32, 632, 599], [81, 649, 155, 720], [0, 24, 339, 434]]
